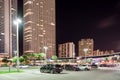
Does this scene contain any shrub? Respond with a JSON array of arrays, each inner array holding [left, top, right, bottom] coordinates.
[[1, 64, 8, 67]]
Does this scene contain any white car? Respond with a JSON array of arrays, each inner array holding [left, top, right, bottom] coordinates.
[[78, 65, 91, 70]]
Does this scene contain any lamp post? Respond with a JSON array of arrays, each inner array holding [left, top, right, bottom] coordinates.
[[73, 52, 75, 62], [43, 46, 48, 64], [83, 48, 88, 64], [14, 18, 21, 72], [14, 51, 17, 57]]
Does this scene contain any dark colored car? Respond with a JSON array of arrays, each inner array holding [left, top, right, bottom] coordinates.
[[91, 63, 98, 68], [64, 64, 80, 71], [40, 64, 63, 74], [99, 64, 116, 67]]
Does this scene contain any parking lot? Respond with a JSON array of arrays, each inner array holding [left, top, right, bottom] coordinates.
[[0, 68, 120, 80]]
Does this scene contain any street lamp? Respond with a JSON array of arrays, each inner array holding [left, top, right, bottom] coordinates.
[[43, 46, 48, 64], [14, 51, 17, 57], [83, 48, 88, 64], [14, 18, 21, 72], [73, 52, 75, 62]]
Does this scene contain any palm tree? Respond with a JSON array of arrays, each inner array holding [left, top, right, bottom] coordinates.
[[19, 56, 25, 64], [12, 56, 17, 63], [22, 54, 29, 64], [38, 53, 46, 60], [51, 55, 58, 63], [32, 53, 38, 65]]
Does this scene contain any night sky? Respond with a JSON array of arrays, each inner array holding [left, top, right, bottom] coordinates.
[[56, 0, 120, 54], [18, 0, 120, 55]]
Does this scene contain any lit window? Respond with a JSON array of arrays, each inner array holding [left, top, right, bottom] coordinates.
[[37, 24, 40, 26], [40, 20, 43, 22], [24, 27, 32, 31], [36, 3, 39, 5], [43, 30, 46, 32], [0, 39, 1, 41], [49, 46, 52, 48], [24, 21, 33, 25], [50, 22, 55, 26], [24, 12, 34, 17], [24, 1, 33, 5], [26, 40, 31, 42], [51, 8, 53, 10], [1, 33, 4, 35], [26, 9, 32, 12], [11, 8, 16, 11], [39, 35, 43, 37]]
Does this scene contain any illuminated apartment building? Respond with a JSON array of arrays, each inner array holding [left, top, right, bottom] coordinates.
[[23, 0, 56, 58], [78, 39, 94, 57], [0, 0, 17, 58], [93, 49, 114, 56], [58, 42, 75, 58]]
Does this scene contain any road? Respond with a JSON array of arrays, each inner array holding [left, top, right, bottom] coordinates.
[[0, 68, 120, 80]]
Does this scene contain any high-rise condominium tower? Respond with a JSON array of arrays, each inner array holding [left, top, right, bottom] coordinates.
[[0, 0, 17, 58], [58, 42, 75, 58], [23, 0, 56, 58], [78, 39, 94, 57]]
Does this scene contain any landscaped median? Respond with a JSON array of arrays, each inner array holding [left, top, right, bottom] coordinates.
[[0, 70, 23, 74]]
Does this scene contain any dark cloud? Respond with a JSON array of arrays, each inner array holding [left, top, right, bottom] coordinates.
[[97, 14, 119, 29]]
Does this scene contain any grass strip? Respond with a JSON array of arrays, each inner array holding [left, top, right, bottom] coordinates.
[[0, 70, 23, 74]]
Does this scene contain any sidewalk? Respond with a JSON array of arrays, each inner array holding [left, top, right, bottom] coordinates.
[[98, 67, 120, 71]]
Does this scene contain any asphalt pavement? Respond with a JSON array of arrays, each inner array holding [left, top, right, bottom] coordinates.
[[0, 68, 120, 80]]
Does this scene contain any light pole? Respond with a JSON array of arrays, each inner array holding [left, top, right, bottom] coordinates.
[[43, 46, 48, 64], [14, 51, 17, 57], [83, 48, 88, 64], [14, 18, 21, 72], [73, 52, 75, 62]]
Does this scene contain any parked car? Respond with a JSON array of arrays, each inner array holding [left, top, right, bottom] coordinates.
[[40, 64, 63, 74], [99, 63, 116, 67], [64, 64, 80, 71], [78, 65, 91, 70], [91, 63, 98, 68]]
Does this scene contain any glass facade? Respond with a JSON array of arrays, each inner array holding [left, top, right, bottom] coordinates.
[[0, 0, 17, 58]]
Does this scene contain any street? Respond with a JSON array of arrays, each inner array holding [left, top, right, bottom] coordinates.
[[0, 68, 120, 80]]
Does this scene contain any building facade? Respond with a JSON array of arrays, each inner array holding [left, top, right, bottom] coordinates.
[[23, 0, 56, 58], [58, 42, 75, 58], [93, 49, 114, 56], [78, 39, 94, 57], [0, 0, 17, 58]]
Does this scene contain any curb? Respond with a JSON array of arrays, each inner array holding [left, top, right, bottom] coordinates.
[[98, 67, 120, 71]]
